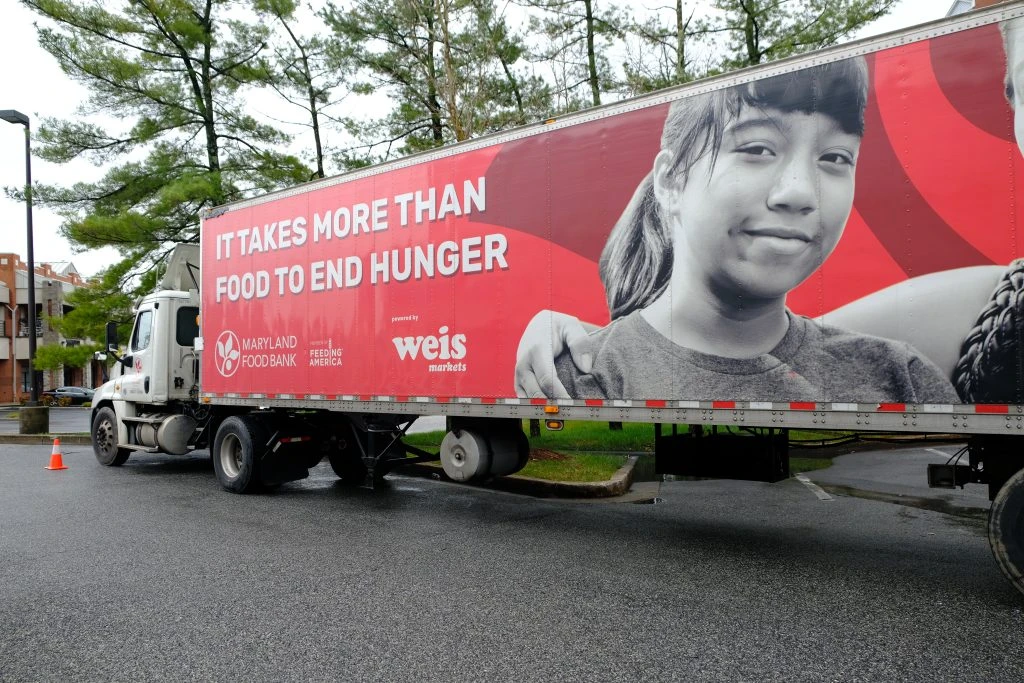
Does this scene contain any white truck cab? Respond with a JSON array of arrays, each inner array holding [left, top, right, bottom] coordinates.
[[91, 245, 203, 462]]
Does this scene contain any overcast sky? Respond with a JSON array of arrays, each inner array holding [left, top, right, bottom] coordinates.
[[0, 0, 953, 277]]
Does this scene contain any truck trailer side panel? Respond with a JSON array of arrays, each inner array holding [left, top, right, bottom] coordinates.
[[200, 4, 1024, 433]]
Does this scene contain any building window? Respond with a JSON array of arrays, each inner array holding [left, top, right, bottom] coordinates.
[[18, 318, 42, 337]]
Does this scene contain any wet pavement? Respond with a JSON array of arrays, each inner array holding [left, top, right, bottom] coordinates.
[[804, 443, 989, 517]]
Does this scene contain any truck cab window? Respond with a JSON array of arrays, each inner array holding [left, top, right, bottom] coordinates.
[[176, 307, 199, 347], [131, 310, 153, 352]]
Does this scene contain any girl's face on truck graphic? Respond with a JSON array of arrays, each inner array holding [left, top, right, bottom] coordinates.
[[1005, 18, 1024, 155], [654, 106, 861, 303]]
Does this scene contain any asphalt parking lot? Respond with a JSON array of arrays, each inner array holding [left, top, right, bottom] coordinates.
[[1, 437, 1022, 681]]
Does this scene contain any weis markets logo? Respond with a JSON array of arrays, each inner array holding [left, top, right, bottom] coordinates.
[[215, 330, 299, 377], [215, 330, 241, 377], [391, 325, 467, 373]]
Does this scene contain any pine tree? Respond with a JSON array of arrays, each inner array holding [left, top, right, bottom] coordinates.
[[322, 0, 550, 163], [23, 0, 309, 282], [710, 0, 897, 68]]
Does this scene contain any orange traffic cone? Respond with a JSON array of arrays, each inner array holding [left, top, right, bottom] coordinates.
[[45, 438, 68, 471]]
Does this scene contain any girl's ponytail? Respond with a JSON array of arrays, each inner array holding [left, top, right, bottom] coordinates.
[[599, 173, 673, 319]]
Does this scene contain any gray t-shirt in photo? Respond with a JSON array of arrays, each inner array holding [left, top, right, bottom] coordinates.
[[554, 311, 960, 403]]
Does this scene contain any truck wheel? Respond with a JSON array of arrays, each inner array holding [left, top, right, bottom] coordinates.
[[990, 467, 1024, 596], [212, 416, 267, 493], [92, 407, 130, 466], [327, 438, 368, 485], [440, 430, 490, 482]]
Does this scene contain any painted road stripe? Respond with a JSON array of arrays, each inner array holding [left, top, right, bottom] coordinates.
[[794, 474, 833, 501], [926, 447, 952, 458]]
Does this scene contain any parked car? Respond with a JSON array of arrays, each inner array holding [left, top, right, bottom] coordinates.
[[41, 386, 95, 406]]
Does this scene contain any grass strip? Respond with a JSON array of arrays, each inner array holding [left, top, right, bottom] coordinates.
[[519, 452, 628, 482]]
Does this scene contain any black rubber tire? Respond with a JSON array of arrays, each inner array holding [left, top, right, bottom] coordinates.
[[327, 436, 368, 485], [212, 415, 267, 493], [91, 406, 131, 466], [989, 467, 1024, 597]]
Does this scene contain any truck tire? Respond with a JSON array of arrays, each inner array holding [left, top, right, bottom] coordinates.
[[989, 467, 1024, 596], [440, 430, 490, 482], [327, 437, 368, 485], [92, 407, 131, 466], [212, 415, 268, 494]]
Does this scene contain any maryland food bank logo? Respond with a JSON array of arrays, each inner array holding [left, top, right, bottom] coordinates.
[[215, 330, 241, 377]]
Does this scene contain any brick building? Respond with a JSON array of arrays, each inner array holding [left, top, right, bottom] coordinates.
[[0, 254, 102, 403], [955, 0, 1011, 14]]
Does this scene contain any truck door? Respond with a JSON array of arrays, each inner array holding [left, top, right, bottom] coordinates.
[[120, 305, 156, 402], [168, 303, 199, 400]]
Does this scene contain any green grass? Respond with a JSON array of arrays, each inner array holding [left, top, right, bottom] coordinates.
[[789, 457, 834, 473], [519, 453, 628, 482], [788, 429, 856, 444]]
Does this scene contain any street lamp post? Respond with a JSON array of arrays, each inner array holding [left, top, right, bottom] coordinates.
[[2, 109, 47, 436], [0, 109, 39, 407]]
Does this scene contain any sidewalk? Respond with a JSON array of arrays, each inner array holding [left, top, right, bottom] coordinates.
[[0, 405, 92, 444]]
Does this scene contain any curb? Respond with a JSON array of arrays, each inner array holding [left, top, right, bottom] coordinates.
[[398, 455, 639, 499], [0, 434, 92, 445]]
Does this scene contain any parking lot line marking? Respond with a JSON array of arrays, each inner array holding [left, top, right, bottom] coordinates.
[[794, 474, 833, 501], [925, 448, 951, 458]]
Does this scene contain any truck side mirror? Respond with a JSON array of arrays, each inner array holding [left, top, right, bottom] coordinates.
[[106, 321, 119, 352]]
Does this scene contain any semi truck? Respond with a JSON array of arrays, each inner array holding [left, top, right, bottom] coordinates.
[[90, 1, 1024, 596]]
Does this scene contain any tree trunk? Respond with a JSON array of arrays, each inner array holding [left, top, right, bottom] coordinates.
[[425, 7, 445, 143], [584, 0, 601, 107], [741, 0, 761, 66]]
